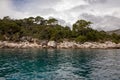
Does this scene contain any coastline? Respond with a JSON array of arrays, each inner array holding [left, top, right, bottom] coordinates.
[[0, 41, 120, 49]]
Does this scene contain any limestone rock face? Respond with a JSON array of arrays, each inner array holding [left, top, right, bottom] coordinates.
[[104, 41, 117, 48], [0, 41, 41, 49], [57, 41, 77, 48], [0, 40, 120, 49], [40, 41, 48, 48], [47, 41, 57, 48]]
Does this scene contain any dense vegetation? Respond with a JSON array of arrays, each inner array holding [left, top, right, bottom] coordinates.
[[0, 16, 120, 43]]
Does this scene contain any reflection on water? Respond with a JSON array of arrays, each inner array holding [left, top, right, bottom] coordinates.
[[0, 49, 120, 80]]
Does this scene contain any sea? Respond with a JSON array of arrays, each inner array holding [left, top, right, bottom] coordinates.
[[0, 49, 120, 80]]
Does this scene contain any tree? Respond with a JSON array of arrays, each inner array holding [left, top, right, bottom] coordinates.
[[0, 16, 119, 43], [35, 16, 45, 25], [111, 33, 120, 43], [3, 16, 11, 20], [75, 35, 87, 43], [72, 19, 92, 37], [39, 27, 52, 40], [86, 31, 99, 41], [47, 18, 58, 25], [73, 20, 92, 31]]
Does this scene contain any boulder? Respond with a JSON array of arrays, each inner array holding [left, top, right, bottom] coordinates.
[[47, 41, 57, 48], [57, 41, 76, 48], [41, 40, 48, 48]]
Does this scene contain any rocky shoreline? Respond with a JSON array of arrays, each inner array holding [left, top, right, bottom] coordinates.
[[0, 41, 120, 49]]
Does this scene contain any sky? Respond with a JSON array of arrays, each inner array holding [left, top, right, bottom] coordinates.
[[0, 0, 120, 31]]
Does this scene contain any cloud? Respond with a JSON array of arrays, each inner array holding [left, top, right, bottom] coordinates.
[[84, 0, 108, 4], [11, 0, 63, 18], [12, 0, 61, 10], [0, 0, 120, 31], [0, 0, 13, 18], [80, 13, 120, 31], [0, 0, 30, 18]]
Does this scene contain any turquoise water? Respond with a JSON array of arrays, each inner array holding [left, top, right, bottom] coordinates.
[[0, 49, 120, 80]]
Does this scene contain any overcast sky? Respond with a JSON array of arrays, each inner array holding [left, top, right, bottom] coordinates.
[[0, 0, 120, 31]]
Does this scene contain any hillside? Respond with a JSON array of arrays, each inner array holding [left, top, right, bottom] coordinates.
[[107, 29, 120, 35], [0, 16, 120, 43]]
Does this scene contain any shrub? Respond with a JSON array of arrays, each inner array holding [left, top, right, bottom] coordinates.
[[75, 35, 87, 43]]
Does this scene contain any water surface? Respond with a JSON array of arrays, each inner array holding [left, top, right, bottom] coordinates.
[[0, 49, 120, 80]]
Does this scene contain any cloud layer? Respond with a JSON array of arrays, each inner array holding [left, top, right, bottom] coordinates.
[[0, 0, 120, 31]]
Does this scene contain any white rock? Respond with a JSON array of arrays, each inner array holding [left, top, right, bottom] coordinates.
[[47, 41, 57, 48]]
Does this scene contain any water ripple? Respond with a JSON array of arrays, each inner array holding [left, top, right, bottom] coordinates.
[[0, 49, 120, 80]]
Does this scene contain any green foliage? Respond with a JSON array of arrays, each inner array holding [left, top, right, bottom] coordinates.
[[0, 34, 4, 40], [111, 33, 120, 43], [86, 30, 100, 41], [75, 35, 87, 43], [35, 16, 44, 25], [0, 16, 119, 43], [47, 18, 58, 25], [72, 20, 92, 37]]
